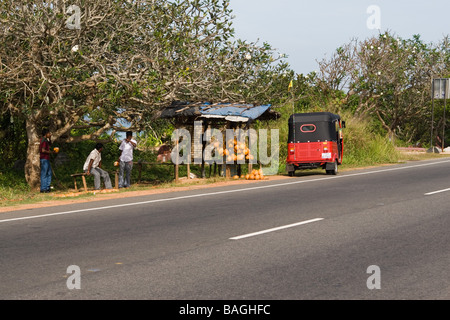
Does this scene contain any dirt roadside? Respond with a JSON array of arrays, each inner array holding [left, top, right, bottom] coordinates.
[[2, 153, 449, 214], [0, 175, 292, 213]]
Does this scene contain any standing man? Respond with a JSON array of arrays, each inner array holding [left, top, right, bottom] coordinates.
[[83, 143, 112, 190], [118, 131, 137, 188], [39, 129, 53, 193]]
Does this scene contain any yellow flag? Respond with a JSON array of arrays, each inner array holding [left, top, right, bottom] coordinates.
[[288, 80, 293, 92]]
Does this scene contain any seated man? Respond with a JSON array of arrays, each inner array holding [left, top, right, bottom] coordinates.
[[83, 143, 112, 190]]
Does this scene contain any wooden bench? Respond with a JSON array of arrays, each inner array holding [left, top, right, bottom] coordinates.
[[71, 171, 119, 192], [71, 173, 88, 192]]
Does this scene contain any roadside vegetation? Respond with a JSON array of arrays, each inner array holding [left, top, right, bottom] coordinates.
[[3, 103, 449, 208], [1, 2, 450, 207]]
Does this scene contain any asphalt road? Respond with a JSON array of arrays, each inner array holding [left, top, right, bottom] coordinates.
[[1, 158, 450, 301]]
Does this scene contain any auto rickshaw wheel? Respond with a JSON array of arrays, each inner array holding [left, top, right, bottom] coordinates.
[[288, 167, 296, 176], [326, 160, 338, 175], [287, 164, 296, 176]]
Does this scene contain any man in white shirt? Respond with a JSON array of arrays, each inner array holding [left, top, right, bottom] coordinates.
[[118, 131, 137, 188], [83, 143, 112, 190]]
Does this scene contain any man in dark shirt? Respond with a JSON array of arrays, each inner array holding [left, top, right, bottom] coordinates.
[[39, 129, 53, 193]]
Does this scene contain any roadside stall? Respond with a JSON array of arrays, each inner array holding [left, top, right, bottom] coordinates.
[[158, 101, 280, 179]]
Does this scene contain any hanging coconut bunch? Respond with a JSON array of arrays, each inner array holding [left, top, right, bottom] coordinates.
[[217, 138, 254, 163]]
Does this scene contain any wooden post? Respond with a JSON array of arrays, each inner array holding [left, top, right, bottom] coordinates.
[[225, 121, 230, 178], [187, 163, 190, 179], [81, 175, 87, 192], [201, 122, 207, 179], [188, 123, 194, 180], [201, 161, 206, 178], [174, 164, 179, 181]]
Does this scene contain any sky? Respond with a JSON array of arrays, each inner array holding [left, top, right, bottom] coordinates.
[[229, 0, 450, 75]]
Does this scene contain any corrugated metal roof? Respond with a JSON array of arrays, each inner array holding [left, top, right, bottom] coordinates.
[[199, 103, 272, 122], [160, 102, 275, 122]]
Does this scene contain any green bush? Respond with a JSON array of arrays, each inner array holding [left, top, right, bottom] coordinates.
[[340, 111, 399, 166], [0, 170, 30, 203]]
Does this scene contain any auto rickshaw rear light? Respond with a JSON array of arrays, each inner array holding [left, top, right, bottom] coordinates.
[[289, 148, 295, 155]]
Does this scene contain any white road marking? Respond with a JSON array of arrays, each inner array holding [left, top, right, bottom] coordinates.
[[1, 159, 450, 224], [229, 218, 324, 240], [424, 187, 450, 196]]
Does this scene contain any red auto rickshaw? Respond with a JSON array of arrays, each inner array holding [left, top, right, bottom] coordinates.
[[286, 112, 345, 176]]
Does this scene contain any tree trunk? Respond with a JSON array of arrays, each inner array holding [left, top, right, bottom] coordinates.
[[387, 129, 396, 145], [24, 120, 41, 191]]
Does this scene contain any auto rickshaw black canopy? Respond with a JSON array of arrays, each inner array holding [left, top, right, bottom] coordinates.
[[288, 112, 341, 143]]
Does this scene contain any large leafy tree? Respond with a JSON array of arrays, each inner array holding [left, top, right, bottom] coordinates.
[[316, 32, 450, 143], [0, 0, 290, 189]]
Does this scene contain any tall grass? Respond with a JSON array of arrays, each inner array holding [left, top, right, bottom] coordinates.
[[0, 170, 32, 204], [339, 110, 400, 167]]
